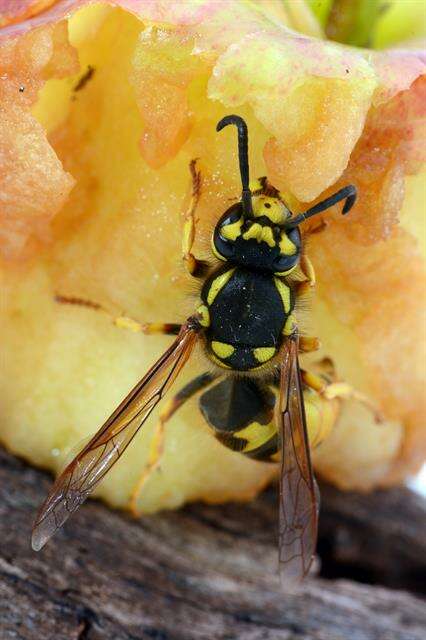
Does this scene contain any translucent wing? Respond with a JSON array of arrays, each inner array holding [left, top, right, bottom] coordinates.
[[278, 335, 319, 586], [32, 317, 200, 551]]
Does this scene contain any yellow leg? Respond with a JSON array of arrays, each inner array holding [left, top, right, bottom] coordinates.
[[128, 371, 220, 516], [128, 415, 167, 517], [114, 317, 181, 336], [301, 369, 384, 423], [55, 294, 181, 335], [322, 383, 384, 423], [182, 159, 206, 277], [300, 254, 316, 287], [304, 219, 329, 237], [299, 336, 321, 353]]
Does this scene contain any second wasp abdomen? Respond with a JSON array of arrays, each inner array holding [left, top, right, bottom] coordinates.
[[200, 266, 294, 371]]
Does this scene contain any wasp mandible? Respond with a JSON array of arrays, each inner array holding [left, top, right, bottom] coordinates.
[[32, 115, 359, 584]]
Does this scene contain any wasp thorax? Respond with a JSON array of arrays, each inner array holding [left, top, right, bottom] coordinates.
[[212, 192, 301, 275]]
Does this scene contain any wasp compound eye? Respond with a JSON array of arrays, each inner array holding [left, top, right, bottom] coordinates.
[[272, 227, 302, 275], [212, 205, 242, 261]]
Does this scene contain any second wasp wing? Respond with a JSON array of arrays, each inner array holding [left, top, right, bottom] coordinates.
[[31, 317, 200, 551], [278, 334, 319, 586]]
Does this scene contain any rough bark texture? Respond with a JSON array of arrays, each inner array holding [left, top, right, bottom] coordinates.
[[0, 447, 425, 640]]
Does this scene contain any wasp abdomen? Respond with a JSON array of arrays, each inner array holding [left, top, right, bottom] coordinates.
[[201, 266, 294, 371], [199, 377, 278, 461]]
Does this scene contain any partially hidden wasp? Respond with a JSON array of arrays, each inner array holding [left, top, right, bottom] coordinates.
[[32, 115, 364, 584]]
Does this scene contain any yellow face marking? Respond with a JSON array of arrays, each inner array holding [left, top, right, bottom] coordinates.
[[242, 223, 275, 248], [274, 277, 291, 314], [221, 217, 243, 241], [260, 226, 275, 247], [207, 268, 235, 305], [249, 178, 263, 193], [283, 314, 297, 336], [196, 304, 210, 327], [211, 341, 235, 359], [252, 195, 287, 224], [243, 222, 262, 242], [279, 232, 297, 256], [234, 421, 277, 453], [253, 346, 276, 363]]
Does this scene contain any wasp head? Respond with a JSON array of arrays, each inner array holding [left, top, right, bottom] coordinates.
[[212, 177, 302, 275], [213, 115, 357, 274]]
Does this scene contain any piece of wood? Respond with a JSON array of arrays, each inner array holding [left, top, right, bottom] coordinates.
[[318, 483, 426, 594], [0, 447, 425, 640]]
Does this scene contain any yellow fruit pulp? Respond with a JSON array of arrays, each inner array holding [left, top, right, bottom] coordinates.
[[0, 3, 424, 515]]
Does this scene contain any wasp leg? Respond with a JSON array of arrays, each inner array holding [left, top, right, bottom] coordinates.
[[304, 219, 329, 237], [300, 254, 316, 287], [128, 371, 221, 516], [299, 336, 321, 353], [301, 369, 384, 423], [114, 317, 180, 336], [55, 294, 181, 335], [182, 159, 207, 278]]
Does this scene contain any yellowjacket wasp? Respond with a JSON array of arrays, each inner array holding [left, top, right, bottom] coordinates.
[[32, 115, 361, 584]]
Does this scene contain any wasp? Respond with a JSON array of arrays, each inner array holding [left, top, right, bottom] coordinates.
[[32, 115, 361, 584]]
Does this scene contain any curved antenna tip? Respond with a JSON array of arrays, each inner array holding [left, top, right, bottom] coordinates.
[[216, 115, 252, 215], [216, 114, 246, 133], [286, 184, 358, 229]]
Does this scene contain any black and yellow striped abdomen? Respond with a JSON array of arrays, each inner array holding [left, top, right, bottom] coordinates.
[[198, 374, 340, 463], [199, 266, 295, 371], [199, 377, 278, 462]]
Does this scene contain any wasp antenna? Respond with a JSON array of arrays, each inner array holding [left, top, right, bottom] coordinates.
[[286, 185, 357, 228], [216, 115, 253, 216]]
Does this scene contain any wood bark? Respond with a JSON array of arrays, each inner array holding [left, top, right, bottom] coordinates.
[[0, 447, 425, 640]]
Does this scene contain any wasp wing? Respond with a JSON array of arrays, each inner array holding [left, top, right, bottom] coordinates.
[[278, 335, 319, 585], [32, 318, 200, 551]]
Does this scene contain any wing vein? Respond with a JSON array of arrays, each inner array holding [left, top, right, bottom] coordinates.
[[31, 318, 200, 551]]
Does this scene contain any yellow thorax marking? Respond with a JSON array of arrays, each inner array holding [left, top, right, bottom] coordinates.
[[253, 346, 276, 363], [279, 232, 297, 256], [209, 351, 232, 369], [221, 217, 243, 241], [274, 278, 291, 314], [283, 314, 296, 336], [207, 268, 235, 305], [275, 265, 297, 277], [211, 341, 235, 359], [196, 304, 210, 327], [243, 223, 275, 248], [234, 421, 277, 453]]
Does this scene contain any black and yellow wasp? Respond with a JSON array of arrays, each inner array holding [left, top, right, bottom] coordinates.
[[32, 115, 357, 584]]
